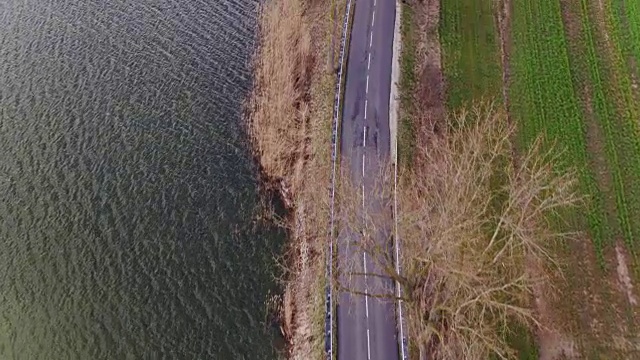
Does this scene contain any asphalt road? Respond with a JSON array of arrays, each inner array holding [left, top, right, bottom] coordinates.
[[336, 0, 399, 359]]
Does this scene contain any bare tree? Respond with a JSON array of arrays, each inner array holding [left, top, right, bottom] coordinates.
[[334, 101, 581, 359]]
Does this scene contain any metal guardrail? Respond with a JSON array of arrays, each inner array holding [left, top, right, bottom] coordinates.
[[326, 0, 353, 358], [391, 2, 409, 358], [394, 160, 409, 360]]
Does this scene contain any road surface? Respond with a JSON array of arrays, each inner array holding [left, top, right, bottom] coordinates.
[[336, 0, 399, 359]]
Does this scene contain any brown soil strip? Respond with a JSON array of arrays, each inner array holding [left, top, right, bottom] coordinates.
[[615, 243, 638, 306], [495, 0, 512, 117], [630, 60, 640, 118], [412, 0, 445, 170]]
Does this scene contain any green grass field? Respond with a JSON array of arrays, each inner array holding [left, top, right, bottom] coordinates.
[[596, 0, 640, 255], [438, 0, 640, 356], [613, 0, 640, 69], [439, 0, 537, 357], [508, 0, 640, 261], [440, 0, 501, 109], [507, 0, 607, 252]]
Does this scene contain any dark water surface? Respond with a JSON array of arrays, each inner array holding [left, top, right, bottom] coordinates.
[[0, 0, 283, 358]]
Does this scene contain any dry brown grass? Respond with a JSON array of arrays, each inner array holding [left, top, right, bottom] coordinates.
[[248, 0, 346, 359], [250, 0, 311, 194], [398, 102, 581, 359]]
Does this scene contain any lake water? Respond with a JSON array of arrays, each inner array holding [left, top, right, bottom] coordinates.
[[0, 0, 283, 358]]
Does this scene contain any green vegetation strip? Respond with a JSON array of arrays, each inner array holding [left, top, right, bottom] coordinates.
[[613, 0, 640, 68], [577, 0, 634, 253], [509, 0, 607, 257], [397, 3, 417, 169], [581, 0, 640, 253], [440, 0, 502, 109], [563, 0, 640, 255], [439, 1, 538, 356], [602, 0, 640, 254]]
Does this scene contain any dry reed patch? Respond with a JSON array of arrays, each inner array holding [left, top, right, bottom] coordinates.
[[250, 3, 313, 354], [250, 0, 312, 194], [414, 0, 445, 149], [249, 0, 346, 358], [397, 102, 580, 359], [289, 1, 347, 358]]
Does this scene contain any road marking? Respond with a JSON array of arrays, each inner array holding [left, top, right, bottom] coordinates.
[[362, 124, 370, 360], [364, 125, 367, 147], [361, 6, 376, 360], [363, 245, 370, 360], [362, 124, 366, 209], [364, 99, 368, 120], [363, 254, 369, 297], [362, 172, 365, 208], [366, 327, 372, 360]]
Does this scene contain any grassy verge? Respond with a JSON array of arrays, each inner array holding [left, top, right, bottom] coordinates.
[[590, 0, 640, 255], [440, 0, 502, 108], [576, 0, 640, 256], [249, 0, 346, 358], [397, 3, 417, 170]]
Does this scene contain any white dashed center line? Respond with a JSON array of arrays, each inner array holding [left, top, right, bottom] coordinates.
[[364, 250, 371, 360], [371, 8, 375, 28], [364, 99, 368, 120], [362, 2, 375, 359]]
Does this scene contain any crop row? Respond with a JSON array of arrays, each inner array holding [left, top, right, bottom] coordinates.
[[509, 0, 608, 256], [578, 0, 636, 253], [612, 0, 640, 68], [579, 0, 640, 253]]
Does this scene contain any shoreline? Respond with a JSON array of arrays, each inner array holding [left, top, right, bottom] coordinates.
[[247, 0, 347, 358]]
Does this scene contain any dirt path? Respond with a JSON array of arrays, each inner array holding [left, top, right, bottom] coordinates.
[[415, 0, 445, 156]]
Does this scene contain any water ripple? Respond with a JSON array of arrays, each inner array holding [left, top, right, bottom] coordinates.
[[0, 0, 282, 359]]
